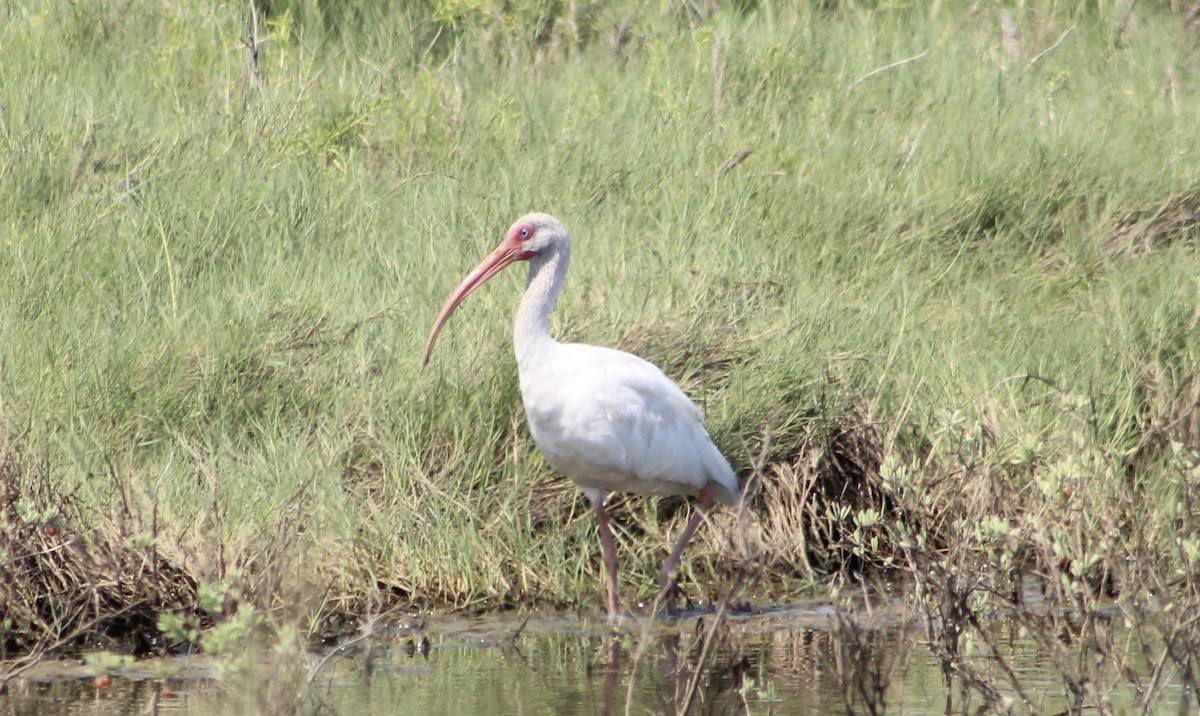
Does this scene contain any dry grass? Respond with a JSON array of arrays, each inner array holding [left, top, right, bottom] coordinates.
[[0, 431, 200, 657]]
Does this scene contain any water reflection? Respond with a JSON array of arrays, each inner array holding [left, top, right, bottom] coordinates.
[[0, 601, 1187, 715]]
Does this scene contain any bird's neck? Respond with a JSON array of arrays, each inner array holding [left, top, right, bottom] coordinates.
[[513, 241, 570, 369]]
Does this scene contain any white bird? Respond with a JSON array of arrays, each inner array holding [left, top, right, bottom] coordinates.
[[423, 213, 741, 619]]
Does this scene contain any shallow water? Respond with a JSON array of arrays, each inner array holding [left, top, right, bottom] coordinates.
[[1, 595, 1190, 715]]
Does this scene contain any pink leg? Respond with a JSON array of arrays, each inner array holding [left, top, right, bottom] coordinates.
[[659, 486, 715, 611], [594, 500, 621, 620]]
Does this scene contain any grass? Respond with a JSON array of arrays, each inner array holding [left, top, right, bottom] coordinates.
[[2, 0, 1200, 709]]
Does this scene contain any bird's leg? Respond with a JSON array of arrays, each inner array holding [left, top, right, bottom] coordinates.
[[658, 485, 715, 614], [593, 499, 622, 620]]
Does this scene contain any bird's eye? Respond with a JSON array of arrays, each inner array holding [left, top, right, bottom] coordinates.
[[519, 227, 531, 239]]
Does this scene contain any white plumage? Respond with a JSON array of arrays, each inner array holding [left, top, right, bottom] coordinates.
[[423, 213, 740, 618], [520, 343, 739, 505]]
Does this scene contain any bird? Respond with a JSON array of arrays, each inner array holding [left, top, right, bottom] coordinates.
[[422, 213, 741, 619]]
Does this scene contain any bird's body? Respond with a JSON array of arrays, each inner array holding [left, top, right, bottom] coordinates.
[[423, 212, 740, 618], [519, 341, 739, 506]]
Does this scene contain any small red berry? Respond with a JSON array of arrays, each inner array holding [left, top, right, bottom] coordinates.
[[93, 675, 113, 688]]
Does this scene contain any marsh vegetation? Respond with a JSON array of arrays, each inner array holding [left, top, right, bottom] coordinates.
[[2, 0, 1199, 712]]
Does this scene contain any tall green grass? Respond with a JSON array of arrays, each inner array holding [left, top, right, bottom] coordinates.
[[1, 0, 1198, 651]]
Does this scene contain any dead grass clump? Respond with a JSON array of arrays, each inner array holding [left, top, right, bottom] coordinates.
[[525, 475, 602, 536], [0, 425, 341, 692], [0, 431, 201, 657], [338, 432, 388, 497], [1130, 366, 1200, 469], [737, 404, 887, 578], [1103, 191, 1200, 258]]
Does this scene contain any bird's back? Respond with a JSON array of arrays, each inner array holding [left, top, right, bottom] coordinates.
[[518, 342, 740, 506]]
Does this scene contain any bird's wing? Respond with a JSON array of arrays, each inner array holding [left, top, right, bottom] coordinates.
[[520, 344, 740, 505]]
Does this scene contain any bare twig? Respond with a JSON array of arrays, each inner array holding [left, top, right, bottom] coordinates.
[[424, 24, 444, 59], [1025, 26, 1075, 71], [306, 613, 389, 684], [1163, 64, 1178, 117], [68, 121, 97, 193], [245, 0, 262, 91], [1114, 0, 1138, 47], [678, 599, 733, 714], [712, 33, 725, 123], [852, 51, 929, 87], [717, 145, 753, 177]]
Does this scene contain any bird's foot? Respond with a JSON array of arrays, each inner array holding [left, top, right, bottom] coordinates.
[[658, 579, 682, 617], [655, 578, 700, 618]]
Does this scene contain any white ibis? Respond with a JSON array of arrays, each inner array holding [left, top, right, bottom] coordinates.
[[423, 213, 741, 619]]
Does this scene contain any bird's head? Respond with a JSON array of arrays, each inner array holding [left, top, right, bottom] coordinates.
[[503, 212, 569, 256], [422, 213, 569, 366]]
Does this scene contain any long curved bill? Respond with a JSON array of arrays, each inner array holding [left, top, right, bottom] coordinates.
[[422, 240, 527, 366]]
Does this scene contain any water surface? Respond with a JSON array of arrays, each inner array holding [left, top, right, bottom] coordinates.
[[1, 596, 1187, 715]]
